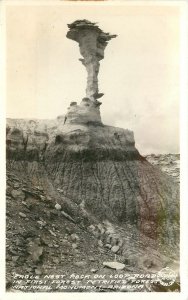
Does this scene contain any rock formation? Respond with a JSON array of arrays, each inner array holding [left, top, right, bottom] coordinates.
[[6, 20, 180, 292], [67, 19, 117, 101], [65, 20, 116, 125]]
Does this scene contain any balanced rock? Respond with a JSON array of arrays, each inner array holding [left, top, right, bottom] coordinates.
[[67, 19, 117, 100]]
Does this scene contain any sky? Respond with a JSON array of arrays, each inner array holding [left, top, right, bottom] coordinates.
[[6, 2, 180, 154]]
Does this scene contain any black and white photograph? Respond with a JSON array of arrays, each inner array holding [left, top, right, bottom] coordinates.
[[1, 0, 188, 298]]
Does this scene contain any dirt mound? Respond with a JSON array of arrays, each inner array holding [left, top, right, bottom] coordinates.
[[6, 118, 180, 292]]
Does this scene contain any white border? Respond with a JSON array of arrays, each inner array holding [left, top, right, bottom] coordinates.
[[0, 0, 6, 299], [180, 1, 188, 299]]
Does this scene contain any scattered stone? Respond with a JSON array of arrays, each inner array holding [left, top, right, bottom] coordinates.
[[9, 248, 18, 256], [6, 256, 11, 262], [91, 268, 98, 273], [13, 182, 20, 189], [143, 258, 156, 269], [35, 269, 42, 275], [97, 223, 105, 234], [36, 186, 43, 192], [124, 256, 137, 267], [6, 186, 12, 196], [93, 231, 100, 238], [88, 225, 95, 232], [23, 207, 31, 213], [12, 256, 19, 262], [65, 227, 73, 234], [103, 261, 125, 270], [111, 245, 120, 253], [105, 228, 115, 235], [52, 223, 58, 229], [98, 240, 103, 247], [52, 258, 60, 264], [26, 267, 33, 272], [55, 203, 62, 210], [15, 239, 24, 246], [104, 243, 112, 249], [40, 237, 49, 245], [61, 211, 75, 223], [61, 250, 69, 255], [117, 238, 123, 247], [70, 233, 79, 242], [22, 230, 36, 238], [74, 261, 87, 267], [110, 236, 119, 247], [19, 212, 27, 218], [11, 190, 25, 201], [61, 239, 69, 244], [48, 230, 56, 237], [22, 189, 41, 200], [123, 258, 129, 265], [106, 235, 112, 244], [72, 243, 78, 249], [98, 248, 105, 253], [37, 220, 46, 227], [27, 239, 43, 263], [89, 257, 96, 262], [45, 211, 51, 218], [40, 195, 45, 201]]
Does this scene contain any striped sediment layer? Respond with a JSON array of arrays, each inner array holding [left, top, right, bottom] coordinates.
[[6, 118, 179, 248]]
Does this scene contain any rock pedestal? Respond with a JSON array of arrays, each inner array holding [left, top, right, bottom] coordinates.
[[65, 20, 116, 125], [66, 19, 117, 101], [65, 98, 102, 125]]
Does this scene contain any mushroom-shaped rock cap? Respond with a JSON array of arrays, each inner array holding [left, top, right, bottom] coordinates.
[[67, 19, 97, 29], [66, 19, 117, 43]]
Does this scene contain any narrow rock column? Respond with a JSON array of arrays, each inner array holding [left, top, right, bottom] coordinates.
[[66, 20, 117, 102], [78, 29, 100, 99]]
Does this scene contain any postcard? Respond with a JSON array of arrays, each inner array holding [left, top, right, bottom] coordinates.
[[1, 1, 188, 299]]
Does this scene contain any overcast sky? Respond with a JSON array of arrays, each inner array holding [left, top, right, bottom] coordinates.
[[6, 3, 180, 154]]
